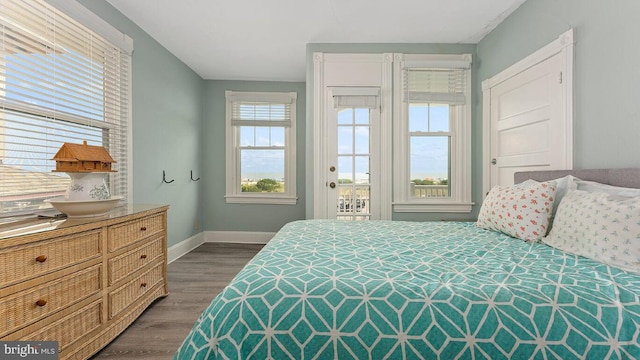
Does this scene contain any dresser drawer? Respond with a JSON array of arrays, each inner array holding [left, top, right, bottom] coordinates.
[[109, 262, 164, 319], [7, 300, 103, 353], [0, 265, 101, 337], [0, 230, 101, 288], [107, 214, 164, 252], [108, 235, 164, 286]]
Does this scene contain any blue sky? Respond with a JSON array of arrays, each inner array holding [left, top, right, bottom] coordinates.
[[408, 104, 450, 180], [4, 53, 105, 173]]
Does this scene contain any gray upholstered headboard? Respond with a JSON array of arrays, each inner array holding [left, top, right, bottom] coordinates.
[[514, 168, 640, 189]]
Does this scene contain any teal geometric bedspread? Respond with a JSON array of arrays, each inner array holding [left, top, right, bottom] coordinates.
[[174, 220, 640, 359]]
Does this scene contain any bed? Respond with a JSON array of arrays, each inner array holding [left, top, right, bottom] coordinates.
[[174, 169, 640, 359]]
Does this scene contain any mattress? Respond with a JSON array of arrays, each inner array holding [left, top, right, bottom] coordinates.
[[174, 220, 640, 359]]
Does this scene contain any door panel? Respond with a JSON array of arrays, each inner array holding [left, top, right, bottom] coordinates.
[[490, 53, 566, 188], [498, 120, 550, 157]]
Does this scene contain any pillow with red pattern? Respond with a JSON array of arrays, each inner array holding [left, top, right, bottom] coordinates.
[[476, 181, 557, 241]]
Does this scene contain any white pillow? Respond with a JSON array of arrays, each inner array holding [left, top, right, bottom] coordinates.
[[543, 188, 640, 274], [552, 174, 640, 213], [551, 175, 572, 214], [574, 177, 640, 197], [477, 181, 556, 242]]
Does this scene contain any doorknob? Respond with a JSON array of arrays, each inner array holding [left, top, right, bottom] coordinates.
[[491, 158, 497, 165], [329, 182, 336, 189]]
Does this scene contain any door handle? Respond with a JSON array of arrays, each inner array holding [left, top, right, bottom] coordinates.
[[491, 158, 497, 165], [329, 182, 336, 189]]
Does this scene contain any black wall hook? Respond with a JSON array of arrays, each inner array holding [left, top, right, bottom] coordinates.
[[191, 170, 200, 181], [162, 170, 175, 184]]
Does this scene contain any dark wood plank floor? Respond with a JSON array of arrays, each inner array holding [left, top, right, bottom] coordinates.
[[91, 242, 264, 360]]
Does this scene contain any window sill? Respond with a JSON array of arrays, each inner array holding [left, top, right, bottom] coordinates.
[[225, 195, 298, 205], [393, 202, 474, 213]]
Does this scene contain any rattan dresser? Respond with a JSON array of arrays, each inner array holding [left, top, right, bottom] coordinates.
[[0, 204, 169, 359]]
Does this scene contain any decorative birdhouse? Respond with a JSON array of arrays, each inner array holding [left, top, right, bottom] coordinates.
[[52, 141, 117, 173]]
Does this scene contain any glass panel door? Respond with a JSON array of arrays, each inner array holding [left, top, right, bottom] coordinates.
[[335, 108, 372, 220]]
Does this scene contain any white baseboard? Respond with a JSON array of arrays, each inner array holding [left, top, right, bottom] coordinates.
[[167, 232, 204, 264], [168, 231, 274, 264], [204, 230, 275, 244]]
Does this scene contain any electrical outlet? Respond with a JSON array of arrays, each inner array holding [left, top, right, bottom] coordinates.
[[194, 220, 200, 230]]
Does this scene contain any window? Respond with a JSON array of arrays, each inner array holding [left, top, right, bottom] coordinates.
[[225, 91, 297, 204], [0, 0, 132, 216], [393, 54, 472, 212]]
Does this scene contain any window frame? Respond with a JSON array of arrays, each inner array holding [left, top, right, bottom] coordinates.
[[408, 102, 454, 198], [392, 53, 473, 213], [224, 90, 297, 205]]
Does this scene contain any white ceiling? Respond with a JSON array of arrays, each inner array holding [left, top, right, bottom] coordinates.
[[105, 0, 527, 82]]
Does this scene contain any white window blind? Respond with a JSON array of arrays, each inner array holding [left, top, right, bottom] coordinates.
[[230, 102, 291, 127], [404, 68, 467, 105], [0, 0, 131, 216], [332, 87, 380, 109]]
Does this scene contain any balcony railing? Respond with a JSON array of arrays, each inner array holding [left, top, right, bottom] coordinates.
[[411, 183, 449, 198]]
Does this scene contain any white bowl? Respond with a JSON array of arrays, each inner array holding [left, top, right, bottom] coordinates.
[[45, 196, 123, 218], [66, 172, 111, 201]]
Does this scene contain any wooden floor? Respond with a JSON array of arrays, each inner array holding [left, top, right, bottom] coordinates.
[[91, 243, 264, 360]]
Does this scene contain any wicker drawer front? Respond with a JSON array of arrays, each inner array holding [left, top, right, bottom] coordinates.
[[24, 300, 101, 352], [0, 265, 100, 337], [109, 262, 164, 319], [108, 235, 164, 286], [107, 214, 164, 252], [0, 231, 101, 288]]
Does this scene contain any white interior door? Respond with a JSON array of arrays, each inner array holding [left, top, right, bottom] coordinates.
[[326, 105, 380, 220], [482, 29, 574, 193], [489, 52, 569, 187]]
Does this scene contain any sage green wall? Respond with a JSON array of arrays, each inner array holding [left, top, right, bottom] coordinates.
[[77, 0, 640, 239], [305, 44, 479, 221], [78, 1, 205, 247], [202, 81, 306, 232], [69, 3, 307, 240], [477, 0, 640, 170]]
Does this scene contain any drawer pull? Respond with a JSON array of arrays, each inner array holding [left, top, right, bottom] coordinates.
[[140, 226, 147, 231], [36, 299, 47, 307], [140, 254, 148, 259], [35, 255, 48, 263], [140, 282, 147, 288]]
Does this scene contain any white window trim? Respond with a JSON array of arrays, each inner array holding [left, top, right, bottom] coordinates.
[[224, 91, 297, 205], [392, 53, 473, 213], [312, 52, 393, 220], [44, 0, 133, 55]]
